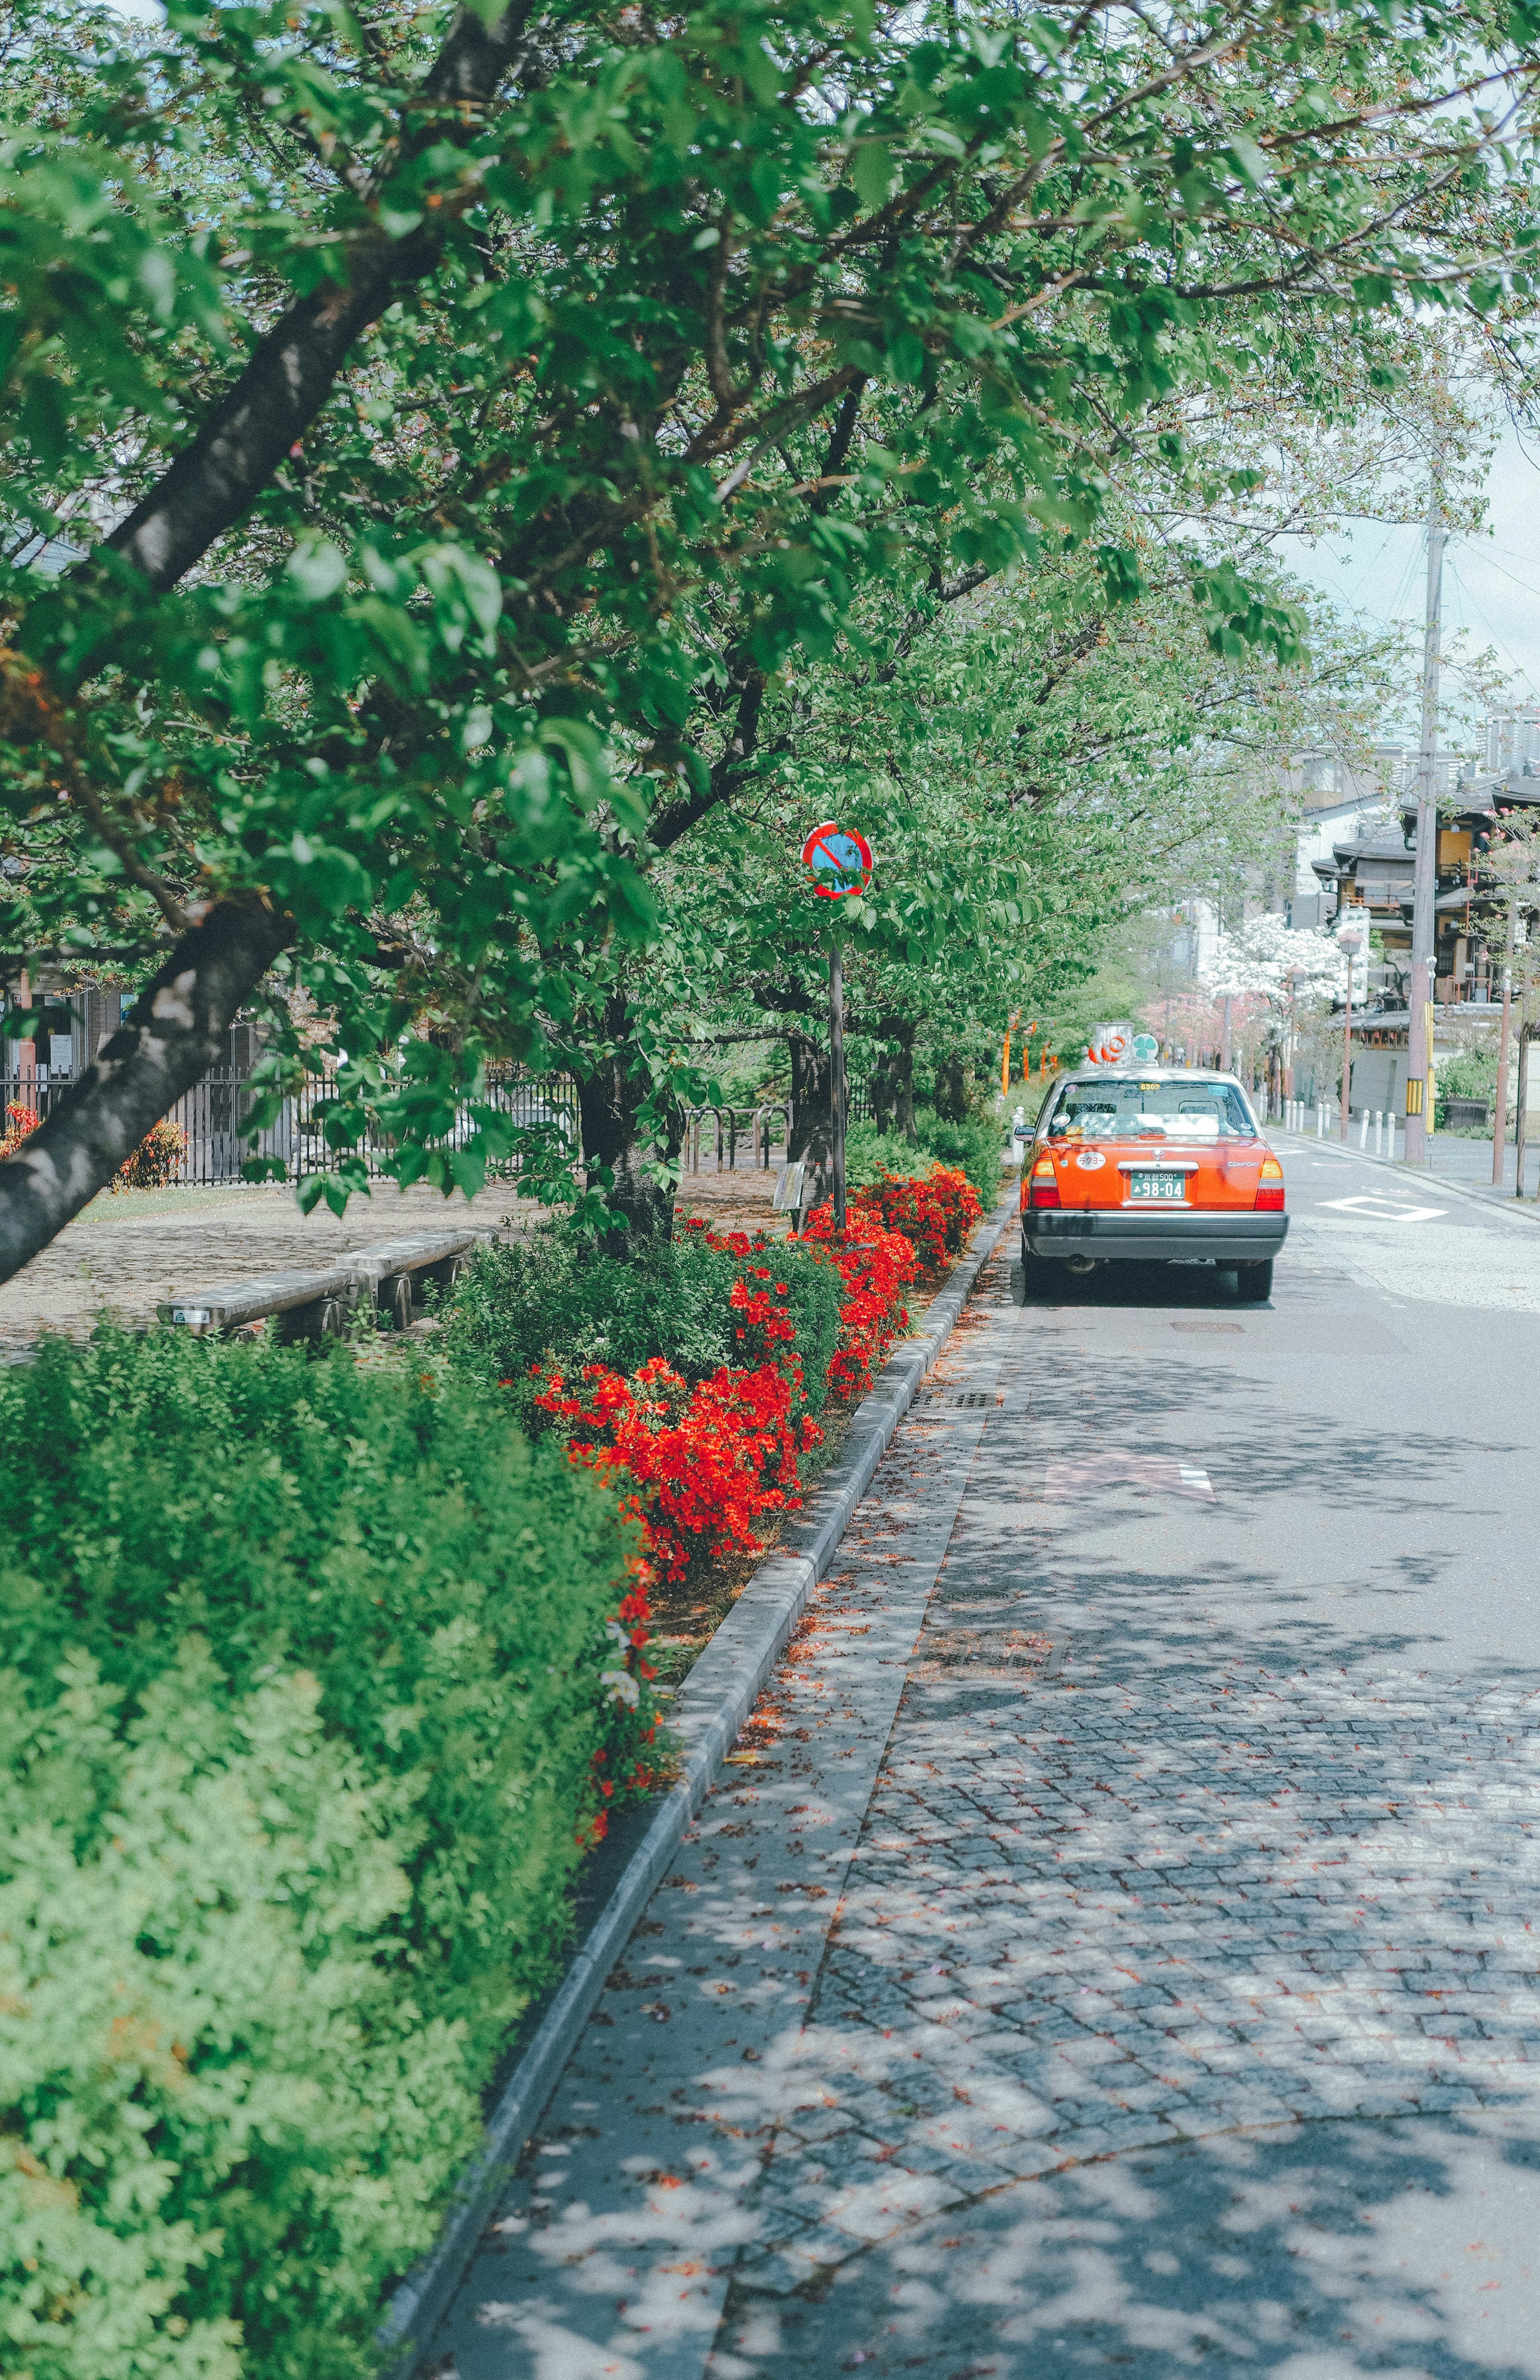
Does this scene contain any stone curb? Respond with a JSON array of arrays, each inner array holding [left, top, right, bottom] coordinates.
[[1275, 1126, 1540, 1229], [381, 1197, 1016, 2374]]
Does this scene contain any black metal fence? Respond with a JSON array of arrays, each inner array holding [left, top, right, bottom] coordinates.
[[677, 1083, 872, 1172], [3, 1065, 582, 1186]]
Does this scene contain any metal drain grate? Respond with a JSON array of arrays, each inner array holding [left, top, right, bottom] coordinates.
[[954, 1391, 998, 1407], [912, 1624, 1054, 1678]]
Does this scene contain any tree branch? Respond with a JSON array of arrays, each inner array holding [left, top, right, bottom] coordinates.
[[101, 2, 541, 592], [649, 666, 766, 852]]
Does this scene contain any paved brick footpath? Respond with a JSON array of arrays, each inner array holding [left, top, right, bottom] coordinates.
[[426, 1238, 1540, 2380]]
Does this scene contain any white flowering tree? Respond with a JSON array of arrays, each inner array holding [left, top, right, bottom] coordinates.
[[1203, 916, 1361, 1006], [1198, 915, 1364, 1104]]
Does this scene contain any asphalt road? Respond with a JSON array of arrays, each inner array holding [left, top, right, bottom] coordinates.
[[426, 1153, 1540, 2380]]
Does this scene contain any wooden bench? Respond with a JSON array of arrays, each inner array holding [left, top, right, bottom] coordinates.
[[157, 1230, 484, 1339]]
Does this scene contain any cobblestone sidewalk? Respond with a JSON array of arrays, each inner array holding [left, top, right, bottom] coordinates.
[[425, 1236, 1540, 2380]]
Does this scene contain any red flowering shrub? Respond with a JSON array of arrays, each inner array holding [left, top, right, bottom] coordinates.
[[583, 1566, 672, 1842], [797, 1215, 918, 1397], [113, 1116, 188, 1190], [0, 1101, 39, 1158], [838, 1163, 983, 1276], [493, 1185, 940, 1590], [533, 1351, 821, 1583]]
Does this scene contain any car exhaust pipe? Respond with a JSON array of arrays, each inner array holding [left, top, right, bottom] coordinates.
[[1066, 1254, 1098, 1276]]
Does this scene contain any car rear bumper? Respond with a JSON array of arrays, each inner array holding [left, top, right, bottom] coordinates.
[[1023, 1210, 1289, 1263]]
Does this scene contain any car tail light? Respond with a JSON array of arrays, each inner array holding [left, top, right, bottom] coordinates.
[[1255, 1154, 1285, 1212], [1028, 1156, 1060, 1210]]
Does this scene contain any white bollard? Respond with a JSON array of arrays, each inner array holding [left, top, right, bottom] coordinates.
[[1316, 1103, 1324, 1138], [1358, 1110, 1370, 1151]]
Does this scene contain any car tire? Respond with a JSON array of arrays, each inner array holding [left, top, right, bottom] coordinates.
[[1235, 1258, 1273, 1302], [1013, 1236, 1052, 1303]]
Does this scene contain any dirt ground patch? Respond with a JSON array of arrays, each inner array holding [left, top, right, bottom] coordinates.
[[0, 1179, 546, 1350]]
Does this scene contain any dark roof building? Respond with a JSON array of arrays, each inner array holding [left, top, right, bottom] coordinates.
[[1309, 769, 1540, 1014]]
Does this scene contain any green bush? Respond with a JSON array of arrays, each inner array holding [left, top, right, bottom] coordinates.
[[437, 1221, 843, 1426], [846, 1109, 1002, 1210], [911, 1108, 1002, 1209], [0, 1328, 650, 2380]]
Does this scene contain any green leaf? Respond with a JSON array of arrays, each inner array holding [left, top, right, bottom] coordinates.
[[287, 539, 349, 601], [853, 136, 899, 212]]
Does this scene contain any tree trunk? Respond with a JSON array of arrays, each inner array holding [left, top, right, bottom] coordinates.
[[577, 998, 677, 1240], [789, 1029, 835, 1208], [0, 898, 292, 1283], [870, 1017, 916, 1142], [0, 8, 545, 1281], [934, 1048, 968, 1122]]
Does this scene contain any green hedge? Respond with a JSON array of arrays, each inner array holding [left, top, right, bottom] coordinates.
[[847, 1108, 1001, 1209], [436, 1220, 843, 1428], [0, 1329, 650, 2380]]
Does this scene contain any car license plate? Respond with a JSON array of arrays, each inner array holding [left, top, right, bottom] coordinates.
[[1127, 1171, 1186, 1202]]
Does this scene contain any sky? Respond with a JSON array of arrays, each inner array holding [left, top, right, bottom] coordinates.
[[1273, 418, 1540, 715]]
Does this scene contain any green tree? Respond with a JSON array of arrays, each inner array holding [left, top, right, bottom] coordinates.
[[2, 0, 1538, 1272]]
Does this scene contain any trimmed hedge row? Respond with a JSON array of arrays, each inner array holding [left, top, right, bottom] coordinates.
[[2, 1155, 993, 2377], [436, 1213, 846, 1430], [846, 1108, 1002, 1210], [0, 1329, 658, 2380]]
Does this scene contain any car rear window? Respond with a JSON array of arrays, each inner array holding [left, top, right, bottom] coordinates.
[[1046, 1079, 1258, 1142]]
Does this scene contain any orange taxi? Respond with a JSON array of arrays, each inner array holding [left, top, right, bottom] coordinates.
[[1019, 1067, 1287, 1300]]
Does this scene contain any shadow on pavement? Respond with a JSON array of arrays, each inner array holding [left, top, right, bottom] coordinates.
[[715, 2111, 1540, 2378]]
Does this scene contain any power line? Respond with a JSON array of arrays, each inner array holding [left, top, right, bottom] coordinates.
[[1443, 553, 1540, 703]]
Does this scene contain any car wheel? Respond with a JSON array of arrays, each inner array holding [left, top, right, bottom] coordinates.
[[1011, 1235, 1048, 1304], [1235, 1258, 1273, 1302]]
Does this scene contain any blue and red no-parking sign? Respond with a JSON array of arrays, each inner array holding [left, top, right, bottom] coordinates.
[[801, 821, 873, 898]]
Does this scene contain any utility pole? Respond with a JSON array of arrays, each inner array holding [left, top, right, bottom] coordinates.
[[1405, 471, 1445, 1165]]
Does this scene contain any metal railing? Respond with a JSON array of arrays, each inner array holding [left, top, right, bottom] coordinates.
[[4, 1065, 581, 1186], [681, 1103, 792, 1173]]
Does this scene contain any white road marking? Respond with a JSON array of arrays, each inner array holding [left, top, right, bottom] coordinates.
[[1046, 1451, 1215, 1500], [1321, 1193, 1447, 1223]]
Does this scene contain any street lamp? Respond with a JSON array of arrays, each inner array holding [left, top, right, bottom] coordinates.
[[1337, 925, 1364, 1143]]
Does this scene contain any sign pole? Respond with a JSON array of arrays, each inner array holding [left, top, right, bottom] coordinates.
[[1495, 895, 1514, 1185], [1337, 927, 1362, 1141], [1518, 1023, 1533, 1200], [829, 937, 846, 1232], [798, 820, 872, 1236]]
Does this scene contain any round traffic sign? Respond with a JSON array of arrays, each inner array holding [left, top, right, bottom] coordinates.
[[801, 821, 873, 898]]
